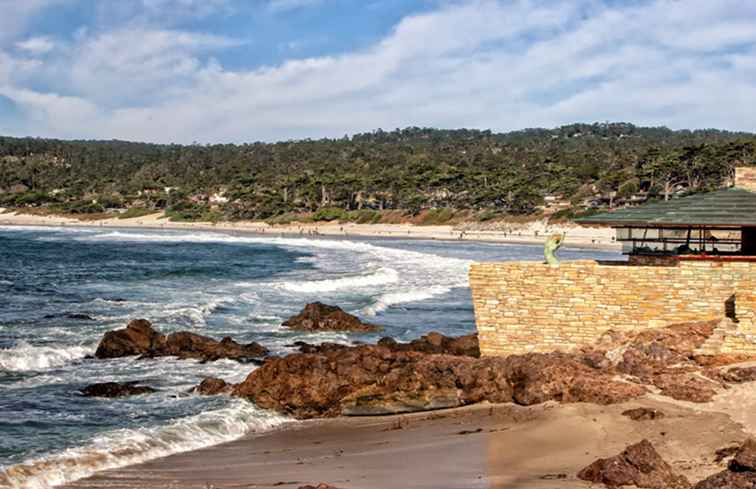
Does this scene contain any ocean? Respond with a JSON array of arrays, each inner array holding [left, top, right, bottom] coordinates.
[[0, 226, 621, 488]]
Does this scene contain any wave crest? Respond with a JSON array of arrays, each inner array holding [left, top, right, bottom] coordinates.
[[0, 342, 92, 372], [279, 267, 399, 293]]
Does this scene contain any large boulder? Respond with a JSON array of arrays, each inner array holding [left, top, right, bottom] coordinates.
[[80, 381, 157, 398], [95, 319, 165, 358], [95, 319, 268, 362], [577, 439, 691, 489], [282, 303, 379, 333]]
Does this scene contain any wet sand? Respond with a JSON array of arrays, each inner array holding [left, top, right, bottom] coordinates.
[[0, 210, 619, 250], [61, 399, 745, 489]]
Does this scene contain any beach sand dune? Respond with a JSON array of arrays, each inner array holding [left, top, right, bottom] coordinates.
[[61, 399, 744, 489]]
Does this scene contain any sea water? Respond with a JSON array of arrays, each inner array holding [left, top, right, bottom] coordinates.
[[0, 226, 621, 488]]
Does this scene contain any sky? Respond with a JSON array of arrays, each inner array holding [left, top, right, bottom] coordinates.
[[0, 0, 755, 144]]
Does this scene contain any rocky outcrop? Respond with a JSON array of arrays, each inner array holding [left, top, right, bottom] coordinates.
[[584, 320, 740, 403], [503, 352, 645, 406], [694, 439, 756, 489], [193, 377, 232, 395], [80, 381, 157, 398], [282, 303, 379, 333], [298, 485, 342, 489], [94, 319, 268, 362], [95, 319, 164, 358], [577, 439, 691, 489], [233, 346, 644, 419]]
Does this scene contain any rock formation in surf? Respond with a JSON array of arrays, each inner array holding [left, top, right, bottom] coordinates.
[[193, 377, 232, 395], [95, 319, 268, 362], [282, 302, 380, 333], [80, 381, 157, 398]]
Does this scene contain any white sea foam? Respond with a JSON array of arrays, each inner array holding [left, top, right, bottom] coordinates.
[[161, 296, 234, 327], [279, 267, 399, 293], [362, 285, 453, 316], [0, 400, 291, 489], [76, 231, 473, 313], [0, 342, 92, 372]]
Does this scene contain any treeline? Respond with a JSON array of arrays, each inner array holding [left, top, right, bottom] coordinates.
[[0, 122, 754, 222]]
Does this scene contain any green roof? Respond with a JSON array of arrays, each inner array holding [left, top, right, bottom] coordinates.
[[576, 187, 756, 227]]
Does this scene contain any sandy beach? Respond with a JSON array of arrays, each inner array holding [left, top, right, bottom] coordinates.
[[0, 209, 619, 250], [58, 397, 748, 489]]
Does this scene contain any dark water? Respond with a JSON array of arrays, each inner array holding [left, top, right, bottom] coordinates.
[[0, 226, 621, 488]]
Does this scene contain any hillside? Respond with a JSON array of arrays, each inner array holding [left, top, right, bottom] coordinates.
[[1, 122, 755, 224]]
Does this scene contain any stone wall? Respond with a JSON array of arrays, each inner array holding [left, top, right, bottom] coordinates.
[[736, 167, 756, 192], [469, 259, 756, 356]]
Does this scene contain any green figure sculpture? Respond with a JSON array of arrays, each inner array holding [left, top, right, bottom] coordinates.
[[544, 233, 565, 265]]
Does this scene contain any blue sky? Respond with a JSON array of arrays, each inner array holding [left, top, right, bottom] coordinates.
[[0, 0, 755, 143]]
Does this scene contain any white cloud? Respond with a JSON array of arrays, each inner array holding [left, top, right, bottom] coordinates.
[[15, 36, 56, 55], [2, 0, 756, 143]]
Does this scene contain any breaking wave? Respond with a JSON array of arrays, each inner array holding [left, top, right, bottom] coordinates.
[[0, 400, 291, 489], [279, 267, 399, 293], [362, 285, 453, 316], [0, 342, 92, 372], [75, 231, 472, 312]]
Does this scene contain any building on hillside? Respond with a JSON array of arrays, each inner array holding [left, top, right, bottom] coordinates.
[[469, 167, 756, 357]]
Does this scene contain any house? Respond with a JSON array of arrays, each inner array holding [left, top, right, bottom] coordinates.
[[469, 167, 756, 357]]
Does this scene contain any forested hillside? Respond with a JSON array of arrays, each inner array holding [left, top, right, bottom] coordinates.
[[1, 122, 755, 223]]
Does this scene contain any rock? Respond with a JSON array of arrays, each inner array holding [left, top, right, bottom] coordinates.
[[158, 333, 268, 362], [723, 366, 756, 384], [298, 485, 342, 489], [694, 471, 756, 489], [651, 372, 719, 403], [577, 439, 691, 489], [622, 407, 665, 421], [95, 319, 165, 358], [233, 344, 643, 419], [43, 313, 95, 321], [289, 341, 351, 354], [193, 377, 232, 395], [80, 381, 157, 398], [730, 439, 756, 472], [694, 440, 756, 488], [593, 320, 721, 377], [377, 332, 480, 357], [503, 352, 645, 406], [282, 302, 379, 333], [95, 319, 268, 362], [714, 445, 741, 463]]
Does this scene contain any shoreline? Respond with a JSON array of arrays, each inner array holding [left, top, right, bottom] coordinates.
[[59, 398, 747, 489], [0, 209, 621, 251]]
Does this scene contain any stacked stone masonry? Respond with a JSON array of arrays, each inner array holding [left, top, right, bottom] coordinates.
[[735, 167, 756, 191], [469, 259, 756, 356]]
